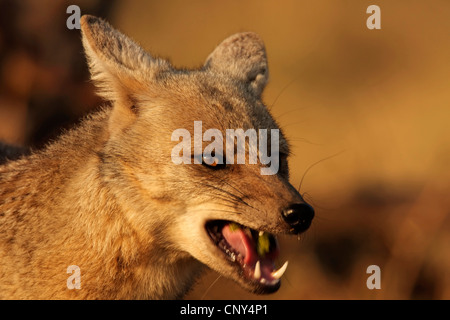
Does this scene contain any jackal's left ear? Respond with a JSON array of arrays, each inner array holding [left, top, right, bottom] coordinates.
[[80, 15, 170, 105], [204, 32, 269, 97]]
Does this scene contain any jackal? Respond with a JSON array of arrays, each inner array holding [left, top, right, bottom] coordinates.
[[0, 15, 314, 299]]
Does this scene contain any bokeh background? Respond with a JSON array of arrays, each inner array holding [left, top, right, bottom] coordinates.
[[0, 0, 449, 299]]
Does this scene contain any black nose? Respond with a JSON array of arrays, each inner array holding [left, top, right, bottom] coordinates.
[[282, 203, 314, 234]]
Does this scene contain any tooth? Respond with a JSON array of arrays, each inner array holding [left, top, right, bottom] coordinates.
[[254, 260, 261, 279], [259, 230, 264, 237], [271, 261, 288, 279]]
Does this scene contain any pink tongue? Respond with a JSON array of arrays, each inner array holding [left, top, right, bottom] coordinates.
[[222, 224, 257, 265]]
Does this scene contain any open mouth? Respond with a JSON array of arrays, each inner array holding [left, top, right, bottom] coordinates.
[[205, 220, 288, 293]]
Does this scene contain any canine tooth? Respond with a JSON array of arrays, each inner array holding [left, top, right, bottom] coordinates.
[[254, 261, 261, 279], [271, 261, 288, 279]]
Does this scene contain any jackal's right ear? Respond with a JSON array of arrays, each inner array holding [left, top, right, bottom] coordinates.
[[204, 32, 269, 97], [80, 15, 170, 105]]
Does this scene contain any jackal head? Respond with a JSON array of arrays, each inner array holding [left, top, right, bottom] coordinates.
[[81, 15, 314, 295]]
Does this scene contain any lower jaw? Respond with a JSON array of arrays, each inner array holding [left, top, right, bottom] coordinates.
[[253, 281, 281, 294], [235, 268, 281, 294], [215, 244, 282, 294], [205, 220, 285, 293]]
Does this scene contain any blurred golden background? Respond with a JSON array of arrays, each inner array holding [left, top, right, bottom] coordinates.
[[0, 0, 449, 299]]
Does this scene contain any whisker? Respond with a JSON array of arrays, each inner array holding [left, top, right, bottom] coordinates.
[[267, 77, 300, 111], [286, 137, 323, 146], [201, 181, 255, 210], [297, 150, 345, 193], [126, 176, 250, 211], [200, 274, 222, 300], [203, 170, 262, 206], [195, 208, 241, 215], [202, 191, 238, 206]]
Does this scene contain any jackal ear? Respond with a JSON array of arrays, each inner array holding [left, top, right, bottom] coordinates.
[[80, 15, 170, 105], [204, 32, 269, 97]]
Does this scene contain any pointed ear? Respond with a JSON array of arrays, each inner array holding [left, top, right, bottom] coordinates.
[[204, 32, 269, 97], [80, 15, 169, 104]]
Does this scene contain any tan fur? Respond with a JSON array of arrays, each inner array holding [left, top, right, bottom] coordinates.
[[0, 15, 306, 299]]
